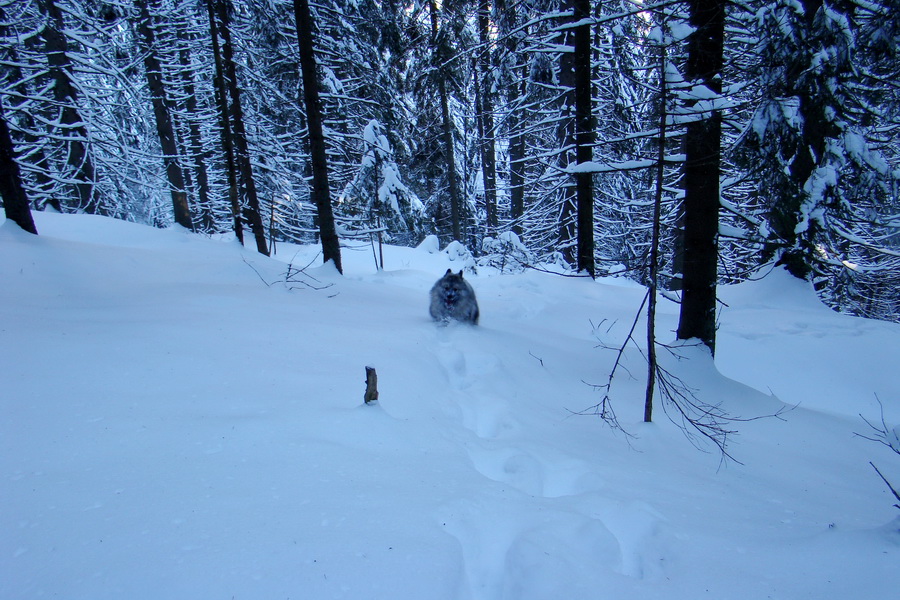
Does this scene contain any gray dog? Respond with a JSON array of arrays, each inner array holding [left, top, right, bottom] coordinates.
[[429, 269, 479, 325]]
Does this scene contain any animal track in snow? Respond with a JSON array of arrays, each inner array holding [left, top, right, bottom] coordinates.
[[463, 443, 602, 499], [430, 325, 672, 594], [430, 329, 517, 441], [438, 498, 621, 600], [433, 342, 470, 390], [457, 394, 518, 440]]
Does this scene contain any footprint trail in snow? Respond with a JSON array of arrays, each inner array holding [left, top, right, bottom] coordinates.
[[430, 325, 671, 598]]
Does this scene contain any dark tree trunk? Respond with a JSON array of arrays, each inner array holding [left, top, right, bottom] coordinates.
[[174, 19, 214, 232], [39, 0, 100, 214], [0, 8, 57, 212], [293, 0, 342, 272], [439, 77, 462, 242], [557, 0, 593, 274], [0, 98, 37, 234], [497, 0, 525, 235], [767, 0, 830, 281], [557, 4, 577, 267], [213, 0, 268, 255], [476, 0, 498, 233], [135, 0, 193, 231], [205, 0, 242, 244], [573, 0, 594, 277], [508, 80, 526, 235], [675, 0, 725, 355], [429, 0, 463, 243], [645, 42, 669, 424]]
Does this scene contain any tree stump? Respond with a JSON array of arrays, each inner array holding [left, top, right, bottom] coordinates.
[[364, 366, 378, 405]]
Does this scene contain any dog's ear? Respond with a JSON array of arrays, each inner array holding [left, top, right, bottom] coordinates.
[[445, 268, 452, 276], [458, 270, 464, 277]]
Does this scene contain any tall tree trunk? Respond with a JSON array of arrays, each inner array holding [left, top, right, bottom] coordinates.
[[135, 0, 193, 231], [497, 0, 525, 235], [0, 9, 57, 212], [645, 41, 669, 423], [39, 0, 100, 214], [558, 0, 593, 273], [573, 0, 594, 277], [676, 0, 725, 355], [293, 0, 342, 273], [476, 0, 498, 233], [213, 0, 268, 255], [0, 97, 37, 234], [206, 0, 242, 244], [767, 0, 830, 281], [429, 0, 463, 243], [174, 19, 214, 232], [558, 4, 577, 266], [507, 79, 526, 235], [439, 77, 462, 242]]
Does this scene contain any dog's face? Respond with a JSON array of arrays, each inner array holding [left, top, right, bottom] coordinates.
[[438, 270, 467, 305]]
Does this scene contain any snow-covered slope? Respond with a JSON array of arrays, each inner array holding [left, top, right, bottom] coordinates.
[[2, 212, 898, 599]]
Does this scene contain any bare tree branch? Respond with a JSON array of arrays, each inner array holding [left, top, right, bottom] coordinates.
[[869, 462, 900, 510]]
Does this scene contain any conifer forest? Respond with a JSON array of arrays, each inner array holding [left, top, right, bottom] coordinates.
[[2, 0, 898, 323]]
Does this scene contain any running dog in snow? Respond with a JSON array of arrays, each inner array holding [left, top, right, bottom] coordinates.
[[429, 269, 479, 325]]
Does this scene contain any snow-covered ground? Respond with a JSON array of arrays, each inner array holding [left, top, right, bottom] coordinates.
[[2, 212, 898, 599]]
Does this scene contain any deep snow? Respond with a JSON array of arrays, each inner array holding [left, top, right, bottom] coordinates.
[[2, 212, 898, 600]]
